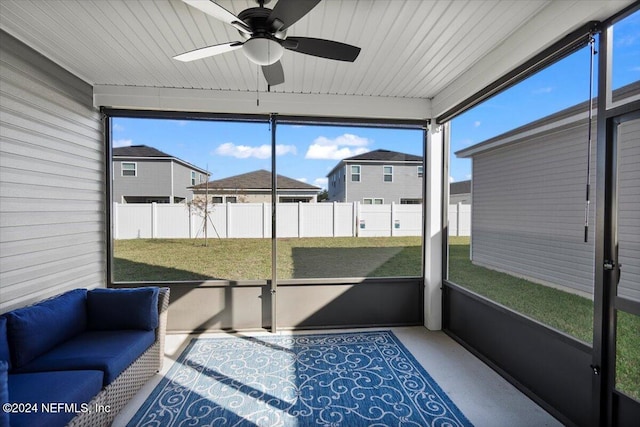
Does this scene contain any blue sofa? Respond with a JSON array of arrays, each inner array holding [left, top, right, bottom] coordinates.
[[0, 287, 169, 427]]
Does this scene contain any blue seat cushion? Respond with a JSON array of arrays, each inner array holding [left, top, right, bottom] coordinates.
[[8, 370, 103, 427], [0, 316, 10, 369], [87, 287, 159, 331], [5, 289, 87, 368], [15, 330, 155, 386], [0, 361, 9, 427]]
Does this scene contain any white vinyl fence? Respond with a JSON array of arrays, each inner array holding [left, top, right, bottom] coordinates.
[[113, 202, 470, 239], [449, 203, 471, 237]]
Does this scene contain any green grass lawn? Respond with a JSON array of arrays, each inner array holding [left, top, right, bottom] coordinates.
[[448, 236, 639, 401], [448, 237, 594, 342], [114, 237, 423, 281], [114, 236, 638, 400]]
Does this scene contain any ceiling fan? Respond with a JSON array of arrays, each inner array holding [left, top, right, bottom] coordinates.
[[174, 0, 361, 87]]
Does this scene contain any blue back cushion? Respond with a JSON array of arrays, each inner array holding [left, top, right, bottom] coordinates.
[[5, 289, 87, 368], [0, 317, 10, 369], [87, 287, 159, 331]]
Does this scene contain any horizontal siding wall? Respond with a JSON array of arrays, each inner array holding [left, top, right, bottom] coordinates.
[[0, 31, 105, 312], [471, 120, 597, 295], [617, 118, 640, 302]]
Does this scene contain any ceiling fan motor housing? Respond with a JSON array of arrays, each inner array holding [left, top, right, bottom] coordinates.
[[237, 7, 287, 66], [237, 7, 286, 39]]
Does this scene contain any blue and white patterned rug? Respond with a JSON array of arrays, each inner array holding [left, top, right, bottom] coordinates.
[[128, 331, 473, 426]]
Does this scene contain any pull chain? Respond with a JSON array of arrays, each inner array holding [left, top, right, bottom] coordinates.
[[256, 65, 260, 107], [583, 34, 596, 243]]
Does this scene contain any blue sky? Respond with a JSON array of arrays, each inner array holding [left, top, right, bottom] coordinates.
[[113, 10, 639, 188], [112, 119, 423, 189]]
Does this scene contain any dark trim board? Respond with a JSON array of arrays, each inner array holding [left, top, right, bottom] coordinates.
[[613, 391, 640, 427], [111, 277, 423, 332], [436, 21, 600, 123], [101, 108, 426, 129], [443, 282, 592, 427]]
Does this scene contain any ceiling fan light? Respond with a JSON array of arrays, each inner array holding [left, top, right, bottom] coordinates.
[[242, 37, 283, 66]]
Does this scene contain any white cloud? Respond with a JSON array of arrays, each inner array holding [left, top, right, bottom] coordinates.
[[314, 177, 328, 188], [306, 145, 368, 160], [112, 123, 124, 132], [313, 133, 370, 147], [305, 133, 371, 160], [532, 86, 553, 94], [213, 142, 296, 159], [449, 176, 455, 183], [466, 174, 472, 180], [296, 177, 308, 183], [473, 121, 481, 127], [113, 139, 133, 147], [274, 144, 297, 156]]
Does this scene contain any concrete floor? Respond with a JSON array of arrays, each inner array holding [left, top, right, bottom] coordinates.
[[112, 326, 562, 427]]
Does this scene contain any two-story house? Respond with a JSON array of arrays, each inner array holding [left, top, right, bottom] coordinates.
[[327, 149, 423, 204], [113, 145, 208, 203]]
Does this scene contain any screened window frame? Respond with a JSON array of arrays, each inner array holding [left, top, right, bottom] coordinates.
[[105, 109, 427, 288]]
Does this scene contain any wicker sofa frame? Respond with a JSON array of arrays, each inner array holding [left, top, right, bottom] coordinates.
[[66, 287, 170, 427]]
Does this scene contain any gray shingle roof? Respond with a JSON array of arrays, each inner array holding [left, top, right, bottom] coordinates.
[[450, 180, 471, 195], [191, 169, 320, 190], [113, 145, 208, 174], [344, 149, 422, 162], [112, 145, 172, 157]]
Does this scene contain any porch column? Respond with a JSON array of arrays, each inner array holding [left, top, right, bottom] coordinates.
[[424, 123, 444, 330]]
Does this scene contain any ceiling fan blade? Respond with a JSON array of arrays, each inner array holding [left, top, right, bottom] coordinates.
[[262, 61, 285, 86], [174, 41, 243, 62], [267, 0, 321, 31], [181, 0, 251, 34], [284, 37, 361, 62]]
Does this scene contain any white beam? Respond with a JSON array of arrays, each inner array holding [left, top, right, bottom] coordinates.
[[94, 85, 431, 121], [424, 123, 444, 330]]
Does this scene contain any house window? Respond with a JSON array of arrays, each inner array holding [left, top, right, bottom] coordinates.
[[351, 165, 361, 182], [121, 162, 136, 177], [363, 198, 383, 205], [417, 166, 423, 178], [280, 197, 310, 203], [211, 196, 223, 203], [383, 166, 393, 182], [226, 196, 237, 203], [191, 171, 196, 185], [401, 198, 422, 204]]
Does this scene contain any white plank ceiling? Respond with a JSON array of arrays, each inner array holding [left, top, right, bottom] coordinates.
[[0, 0, 634, 119]]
